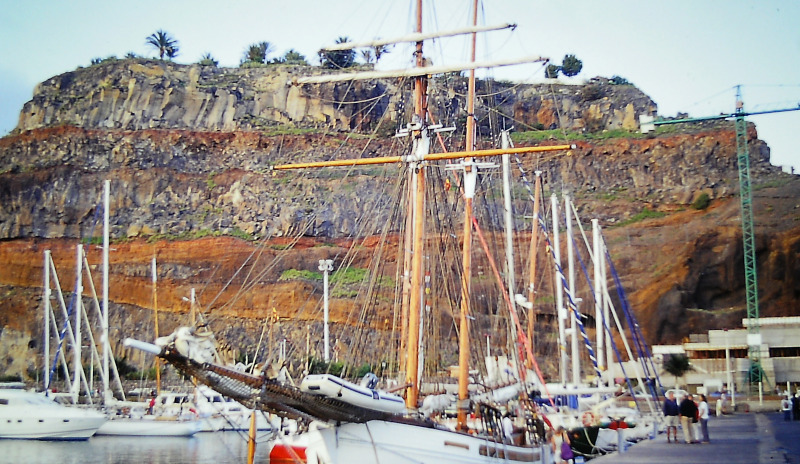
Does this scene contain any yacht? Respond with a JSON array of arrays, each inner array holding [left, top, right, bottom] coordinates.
[[0, 387, 106, 440]]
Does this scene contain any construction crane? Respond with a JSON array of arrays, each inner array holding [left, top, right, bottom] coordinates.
[[645, 86, 800, 391]]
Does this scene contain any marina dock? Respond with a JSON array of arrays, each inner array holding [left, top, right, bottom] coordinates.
[[591, 410, 800, 464]]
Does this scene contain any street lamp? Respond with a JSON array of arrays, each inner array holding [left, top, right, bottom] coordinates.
[[319, 259, 334, 362], [181, 288, 197, 325], [725, 328, 736, 409]]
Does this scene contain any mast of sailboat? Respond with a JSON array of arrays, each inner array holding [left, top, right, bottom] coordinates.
[[525, 172, 542, 368], [592, 218, 605, 386], [73, 244, 83, 402], [152, 256, 161, 395], [43, 250, 51, 392], [551, 193, 568, 385], [276, 7, 572, 409], [565, 194, 580, 385], [500, 131, 525, 382], [456, 0, 479, 432], [101, 179, 110, 401], [500, 132, 517, 331], [404, 0, 427, 410]]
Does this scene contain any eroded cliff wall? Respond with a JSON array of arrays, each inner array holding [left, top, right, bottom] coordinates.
[[1, 60, 799, 382], [15, 60, 656, 134]]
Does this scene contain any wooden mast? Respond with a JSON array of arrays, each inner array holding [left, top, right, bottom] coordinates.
[[526, 171, 542, 368], [271, 3, 573, 411], [456, 0, 479, 432], [404, 0, 427, 409]]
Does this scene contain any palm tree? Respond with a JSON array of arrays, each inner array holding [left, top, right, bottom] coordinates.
[[243, 41, 274, 65], [146, 30, 179, 60], [663, 354, 693, 388], [320, 36, 355, 69], [282, 49, 308, 65], [373, 44, 390, 63], [198, 53, 218, 67], [165, 44, 179, 60], [360, 49, 374, 64]]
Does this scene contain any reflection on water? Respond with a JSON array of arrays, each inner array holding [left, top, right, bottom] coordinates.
[[0, 431, 276, 464]]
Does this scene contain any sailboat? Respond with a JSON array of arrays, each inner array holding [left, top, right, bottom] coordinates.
[[38, 181, 207, 437], [122, 1, 667, 462]]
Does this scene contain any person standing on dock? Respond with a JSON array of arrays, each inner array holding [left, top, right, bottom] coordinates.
[[679, 393, 699, 444], [781, 395, 792, 421], [697, 394, 710, 443], [662, 391, 680, 443]]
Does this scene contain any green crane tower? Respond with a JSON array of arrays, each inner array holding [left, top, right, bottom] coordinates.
[[648, 88, 800, 391], [732, 87, 763, 388]]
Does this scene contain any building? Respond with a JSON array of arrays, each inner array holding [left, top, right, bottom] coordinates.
[[652, 317, 800, 394]]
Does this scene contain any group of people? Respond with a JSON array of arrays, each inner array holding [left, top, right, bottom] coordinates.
[[780, 392, 800, 421], [662, 391, 710, 444]]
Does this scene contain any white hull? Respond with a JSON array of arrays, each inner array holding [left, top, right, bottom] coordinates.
[[199, 412, 272, 432], [191, 386, 273, 432], [0, 415, 106, 441], [299, 420, 544, 464], [0, 389, 106, 440], [95, 417, 202, 436]]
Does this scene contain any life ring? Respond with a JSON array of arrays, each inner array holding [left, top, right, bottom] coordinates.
[[581, 411, 596, 427]]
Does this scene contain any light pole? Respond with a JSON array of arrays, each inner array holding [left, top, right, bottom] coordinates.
[[725, 328, 736, 409], [319, 259, 334, 362], [181, 287, 197, 325]]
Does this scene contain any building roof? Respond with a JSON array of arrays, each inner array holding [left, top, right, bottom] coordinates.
[[743, 316, 800, 327]]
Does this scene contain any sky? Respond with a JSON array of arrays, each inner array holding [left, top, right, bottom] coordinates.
[[1, 0, 799, 172]]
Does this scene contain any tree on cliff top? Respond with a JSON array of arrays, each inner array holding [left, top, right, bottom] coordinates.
[[279, 49, 308, 65], [146, 30, 179, 60], [560, 54, 583, 77], [198, 53, 219, 67], [242, 41, 275, 65], [545, 63, 560, 79], [373, 44, 390, 63], [319, 36, 356, 69]]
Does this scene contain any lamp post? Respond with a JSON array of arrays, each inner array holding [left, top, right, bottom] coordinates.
[[319, 259, 334, 362], [181, 287, 197, 325], [725, 328, 736, 409]]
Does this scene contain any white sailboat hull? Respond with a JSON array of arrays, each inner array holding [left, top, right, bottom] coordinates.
[[95, 417, 202, 436], [190, 386, 273, 432], [199, 411, 272, 432], [300, 420, 544, 464]]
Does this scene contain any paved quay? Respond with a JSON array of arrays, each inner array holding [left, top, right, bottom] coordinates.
[[590, 410, 800, 464]]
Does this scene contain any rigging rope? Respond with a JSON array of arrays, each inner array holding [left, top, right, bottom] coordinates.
[[508, 152, 643, 405], [535, 212, 602, 382]]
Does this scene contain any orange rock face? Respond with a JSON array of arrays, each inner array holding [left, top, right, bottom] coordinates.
[[1, 123, 799, 382]]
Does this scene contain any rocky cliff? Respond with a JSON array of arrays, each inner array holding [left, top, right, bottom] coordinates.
[[1, 60, 799, 383], [16, 60, 655, 134]]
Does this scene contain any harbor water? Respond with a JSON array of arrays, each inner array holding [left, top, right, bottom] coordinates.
[[0, 431, 275, 464]]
